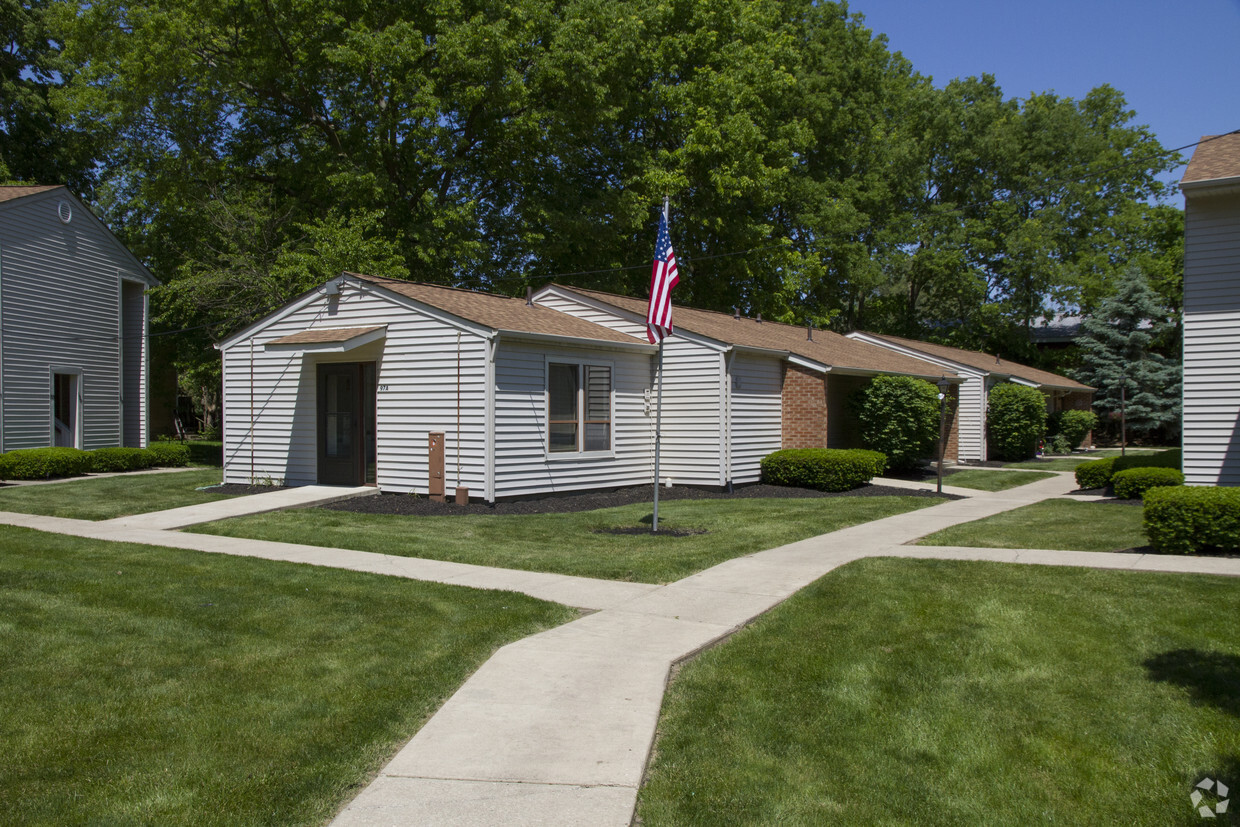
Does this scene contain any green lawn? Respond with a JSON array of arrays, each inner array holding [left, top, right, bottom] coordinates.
[[192, 496, 943, 583], [0, 468, 229, 520], [0, 525, 574, 826], [916, 499, 1148, 552], [944, 469, 1057, 491], [638, 558, 1240, 826], [1005, 447, 1168, 471]]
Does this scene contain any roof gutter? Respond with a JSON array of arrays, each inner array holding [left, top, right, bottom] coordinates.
[[496, 328, 656, 352]]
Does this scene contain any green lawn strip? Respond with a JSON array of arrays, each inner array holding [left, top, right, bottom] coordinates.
[[0, 468, 228, 520], [0, 525, 574, 826], [1005, 448, 1167, 471], [944, 469, 1056, 491], [915, 499, 1147, 552], [191, 496, 943, 584], [638, 558, 1240, 826]]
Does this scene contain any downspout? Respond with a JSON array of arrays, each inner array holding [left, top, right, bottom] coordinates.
[[484, 333, 498, 502], [250, 338, 255, 483], [141, 288, 150, 447]]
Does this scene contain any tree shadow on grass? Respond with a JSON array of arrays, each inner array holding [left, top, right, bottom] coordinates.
[[1144, 649, 1240, 718]]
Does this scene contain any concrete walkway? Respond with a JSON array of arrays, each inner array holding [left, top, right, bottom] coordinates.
[[2, 472, 1238, 825]]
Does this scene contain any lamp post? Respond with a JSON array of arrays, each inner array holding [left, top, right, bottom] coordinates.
[[936, 376, 952, 494]]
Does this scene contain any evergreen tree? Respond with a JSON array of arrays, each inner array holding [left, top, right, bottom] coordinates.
[[1074, 267, 1180, 442]]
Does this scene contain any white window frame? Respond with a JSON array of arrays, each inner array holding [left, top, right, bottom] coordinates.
[[545, 357, 614, 458]]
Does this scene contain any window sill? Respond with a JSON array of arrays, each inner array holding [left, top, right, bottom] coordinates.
[[544, 450, 616, 462]]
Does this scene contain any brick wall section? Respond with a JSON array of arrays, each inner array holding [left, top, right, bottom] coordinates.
[[781, 363, 828, 448]]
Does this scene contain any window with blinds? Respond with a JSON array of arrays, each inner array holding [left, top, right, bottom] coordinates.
[[548, 361, 612, 453]]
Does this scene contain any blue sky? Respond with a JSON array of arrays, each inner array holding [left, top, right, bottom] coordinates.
[[852, 0, 1240, 203]]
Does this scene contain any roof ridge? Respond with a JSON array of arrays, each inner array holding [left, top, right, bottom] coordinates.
[[348, 272, 531, 303], [558, 283, 831, 333]]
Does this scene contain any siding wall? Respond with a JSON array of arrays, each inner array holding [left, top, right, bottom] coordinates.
[[221, 288, 489, 494], [1183, 192, 1240, 486], [955, 373, 988, 461], [0, 193, 147, 451], [535, 289, 726, 487], [729, 353, 783, 483], [120, 280, 147, 447], [493, 339, 653, 498]]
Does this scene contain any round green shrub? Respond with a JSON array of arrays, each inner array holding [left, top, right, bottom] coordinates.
[[1144, 486, 1240, 555], [760, 448, 887, 492], [90, 446, 154, 472], [849, 375, 941, 471], [1111, 467, 1184, 500], [147, 441, 191, 467], [987, 383, 1048, 461], [1054, 409, 1098, 450], [0, 447, 93, 480], [1074, 457, 1115, 489]]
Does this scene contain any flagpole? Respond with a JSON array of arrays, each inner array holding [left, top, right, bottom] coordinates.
[[653, 340, 664, 533], [649, 198, 669, 538]]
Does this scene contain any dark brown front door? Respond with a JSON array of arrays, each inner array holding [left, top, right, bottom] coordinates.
[[317, 362, 377, 486]]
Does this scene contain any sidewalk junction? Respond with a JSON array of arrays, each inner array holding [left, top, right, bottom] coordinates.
[[1, 471, 1236, 825]]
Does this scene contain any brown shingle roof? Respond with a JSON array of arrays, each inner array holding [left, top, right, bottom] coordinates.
[[1182, 134, 1240, 185], [349, 274, 650, 347], [557, 286, 955, 379], [0, 184, 63, 204], [857, 332, 1092, 391], [267, 326, 385, 346]]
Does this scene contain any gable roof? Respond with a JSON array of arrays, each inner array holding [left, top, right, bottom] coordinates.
[[0, 185, 63, 204], [548, 285, 955, 379], [854, 332, 1092, 392], [347, 274, 651, 348], [0, 185, 159, 286], [1181, 134, 1240, 189]]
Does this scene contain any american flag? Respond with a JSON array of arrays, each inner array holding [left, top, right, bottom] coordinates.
[[647, 212, 679, 344]]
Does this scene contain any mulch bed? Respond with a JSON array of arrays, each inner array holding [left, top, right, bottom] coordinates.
[[319, 482, 959, 517], [210, 483, 290, 496]]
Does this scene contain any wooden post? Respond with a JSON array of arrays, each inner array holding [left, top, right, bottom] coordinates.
[[429, 431, 445, 502]]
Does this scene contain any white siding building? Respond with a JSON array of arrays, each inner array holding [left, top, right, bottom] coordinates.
[[0, 186, 157, 452], [846, 332, 1093, 462], [534, 284, 957, 474], [217, 273, 657, 500], [1181, 134, 1240, 486]]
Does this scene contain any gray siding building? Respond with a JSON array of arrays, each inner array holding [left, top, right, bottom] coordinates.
[[1181, 135, 1240, 485], [0, 186, 157, 452]]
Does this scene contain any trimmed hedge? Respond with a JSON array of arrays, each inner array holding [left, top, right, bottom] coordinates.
[[0, 447, 93, 480], [90, 447, 155, 472], [1144, 486, 1240, 555], [1075, 457, 1116, 490], [850, 375, 940, 471], [0, 442, 195, 480], [1112, 447, 1181, 475], [988, 384, 1048, 461], [1047, 409, 1098, 452], [761, 448, 887, 492], [147, 441, 191, 467], [1111, 467, 1184, 500]]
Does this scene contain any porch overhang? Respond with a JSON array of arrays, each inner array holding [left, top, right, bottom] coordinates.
[[264, 326, 387, 353]]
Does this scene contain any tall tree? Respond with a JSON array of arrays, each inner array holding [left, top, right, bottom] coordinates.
[[1074, 266, 1181, 440], [1, 0, 97, 188]]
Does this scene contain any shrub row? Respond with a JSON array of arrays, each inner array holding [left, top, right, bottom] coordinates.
[[1111, 467, 1184, 500], [1074, 448, 1183, 491], [0, 442, 191, 480], [1144, 486, 1240, 555], [761, 448, 887, 492], [1045, 409, 1098, 454]]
